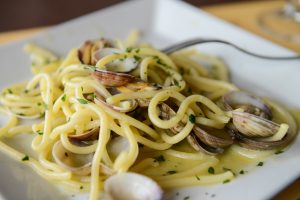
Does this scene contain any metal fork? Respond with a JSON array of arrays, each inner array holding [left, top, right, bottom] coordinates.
[[161, 38, 300, 60]]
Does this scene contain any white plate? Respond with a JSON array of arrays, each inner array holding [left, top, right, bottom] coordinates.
[[0, 0, 299, 199]]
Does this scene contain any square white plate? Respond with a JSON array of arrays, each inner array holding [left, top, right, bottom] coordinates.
[[0, 0, 299, 199]]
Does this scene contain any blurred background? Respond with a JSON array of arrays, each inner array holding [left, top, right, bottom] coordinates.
[[0, 0, 256, 31]]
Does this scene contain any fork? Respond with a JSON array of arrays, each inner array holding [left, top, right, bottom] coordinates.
[[161, 38, 300, 60]]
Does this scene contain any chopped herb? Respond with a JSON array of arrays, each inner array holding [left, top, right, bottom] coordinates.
[[166, 170, 177, 175], [81, 86, 84, 92], [195, 175, 201, 180], [43, 103, 48, 110], [133, 55, 142, 62], [80, 186, 83, 190], [183, 196, 190, 200], [257, 162, 264, 166], [65, 152, 68, 157], [24, 89, 29, 94], [119, 58, 125, 61], [84, 65, 96, 72], [173, 79, 180, 87], [125, 47, 133, 53], [77, 98, 88, 104], [18, 113, 25, 116], [154, 155, 165, 162], [275, 150, 284, 154], [37, 102, 42, 106], [208, 166, 215, 174], [239, 170, 245, 174], [7, 88, 13, 94], [189, 114, 196, 124], [36, 130, 43, 135], [211, 194, 216, 198], [22, 155, 29, 161], [61, 94, 67, 102], [135, 48, 140, 53], [223, 179, 230, 184], [179, 67, 185, 75]]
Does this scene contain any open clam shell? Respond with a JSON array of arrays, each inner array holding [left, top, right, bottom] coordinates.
[[92, 69, 135, 87], [232, 111, 280, 138], [104, 172, 163, 200], [68, 127, 100, 142], [223, 91, 272, 119], [193, 125, 233, 148], [187, 134, 224, 155], [78, 39, 113, 65], [52, 141, 114, 176], [93, 48, 139, 73]]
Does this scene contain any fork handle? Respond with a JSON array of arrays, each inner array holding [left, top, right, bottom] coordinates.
[[161, 38, 300, 60]]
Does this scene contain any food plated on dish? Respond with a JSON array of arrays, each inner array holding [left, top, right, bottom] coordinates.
[[0, 30, 298, 200]]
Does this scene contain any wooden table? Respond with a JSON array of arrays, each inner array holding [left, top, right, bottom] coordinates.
[[0, 0, 299, 199]]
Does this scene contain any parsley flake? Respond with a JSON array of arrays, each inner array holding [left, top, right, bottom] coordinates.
[[239, 170, 245, 174], [257, 162, 264, 166], [275, 150, 284, 155], [77, 98, 88, 104], [80, 186, 83, 190], [154, 155, 165, 162], [183, 196, 190, 200], [7, 88, 13, 94], [195, 175, 201, 180], [208, 166, 215, 174], [189, 114, 196, 124], [166, 170, 177, 175], [22, 155, 29, 161], [61, 94, 67, 102], [223, 179, 230, 184], [37, 130, 43, 135]]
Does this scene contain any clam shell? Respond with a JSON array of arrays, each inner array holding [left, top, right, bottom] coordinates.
[[232, 111, 280, 137], [92, 69, 135, 87], [68, 127, 99, 142], [104, 172, 163, 200], [223, 91, 272, 119], [187, 134, 224, 155]]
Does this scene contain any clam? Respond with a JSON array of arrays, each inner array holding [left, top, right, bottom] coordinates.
[[223, 91, 293, 150], [68, 127, 100, 142], [92, 69, 135, 87], [52, 141, 114, 176], [223, 91, 272, 119], [232, 111, 280, 138], [94, 91, 138, 113], [78, 39, 113, 65], [104, 172, 163, 200], [187, 134, 224, 155], [93, 48, 139, 73]]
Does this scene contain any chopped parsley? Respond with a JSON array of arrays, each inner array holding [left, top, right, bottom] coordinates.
[[275, 150, 284, 155], [77, 98, 88, 104], [64, 152, 69, 157], [208, 166, 215, 174], [37, 102, 42, 106], [189, 114, 196, 124], [22, 155, 29, 161], [61, 94, 67, 102], [36, 130, 43, 135], [81, 86, 84, 92], [24, 89, 29, 94], [80, 186, 83, 190], [173, 79, 180, 87], [257, 162, 264, 167], [223, 179, 230, 184], [7, 88, 13, 94], [133, 55, 142, 63], [135, 48, 140, 53], [239, 170, 245, 174], [195, 175, 201, 180], [83, 65, 97, 72], [154, 155, 165, 162], [166, 170, 177, 175], [125, 47, 133, 53], [183, 196, 190, 200]]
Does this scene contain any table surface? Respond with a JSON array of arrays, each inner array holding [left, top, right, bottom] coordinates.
[[0, 0, 299, 200]]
